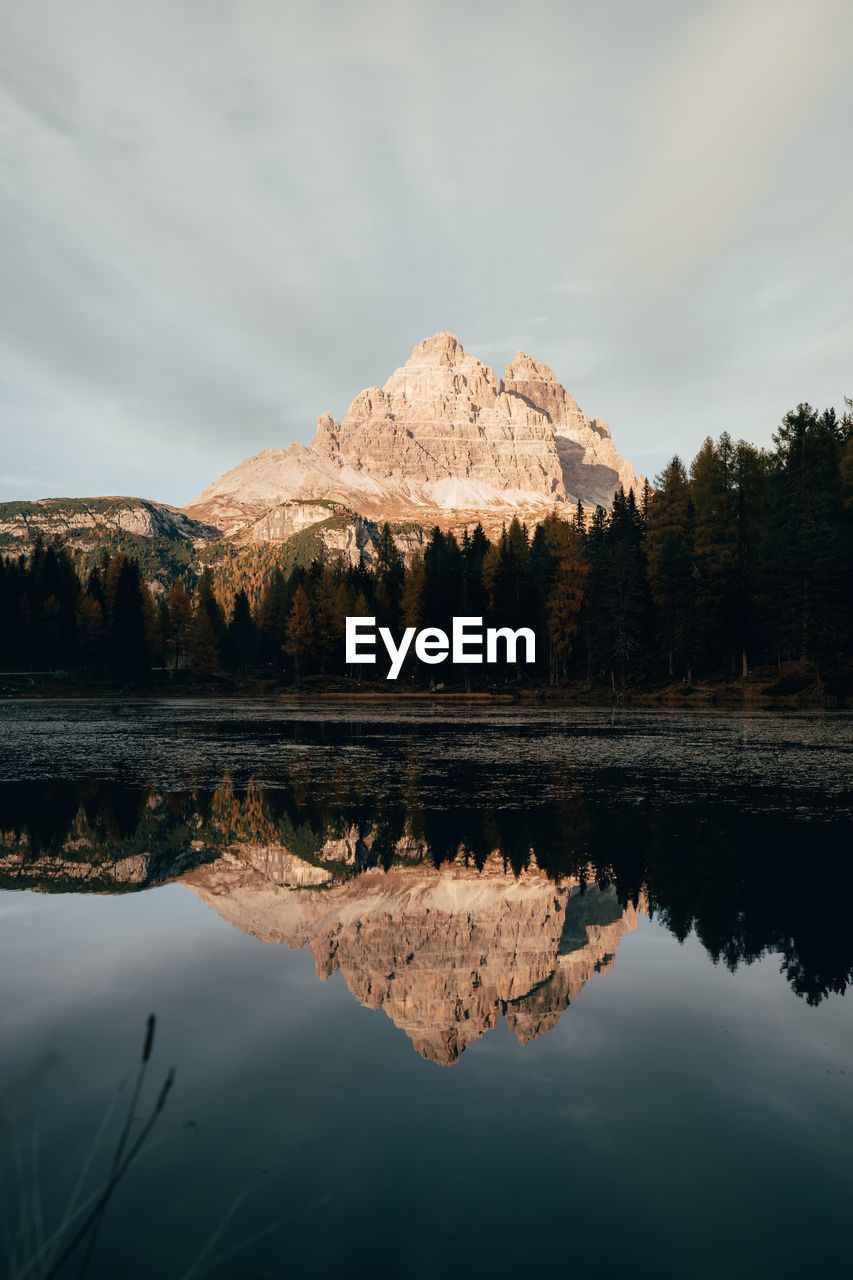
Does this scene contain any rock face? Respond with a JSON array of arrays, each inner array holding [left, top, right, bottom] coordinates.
[[0, 496, 219, 548], [183, 849, 645, 1065], [184, 333, 643, 538], [233, 501, 427, 568]]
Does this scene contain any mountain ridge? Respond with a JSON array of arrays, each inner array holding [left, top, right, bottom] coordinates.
[[0, 334, 644, 572]]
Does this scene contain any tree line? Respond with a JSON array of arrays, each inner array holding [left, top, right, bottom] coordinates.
[[1, 402, 851, 688]]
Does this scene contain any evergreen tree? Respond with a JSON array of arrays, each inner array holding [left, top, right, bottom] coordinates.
[[373, 523, 404, 629], [602, 488, 652, 687], [167, 580, 194, 670], [284, 584, 315, 680], [75, 592, 104, 671], [543, 517, 587, 684], [730, 441, 770, 675], [768, 404, 845, 667], [691, 435, 739, 670], [189, 606, 220, 674], [257, 567, 288, 664], [645, 457, 696, 679], [197, 567, 227, 650], [401, 552, 426, 630], [461, 524, 489, 618], [107, 554, 149, 680], [581, 505, 610, 685], [227, 589, 256, 673]]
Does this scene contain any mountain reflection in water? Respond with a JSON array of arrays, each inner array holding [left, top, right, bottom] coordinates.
[[3, 767, 851, 1064]]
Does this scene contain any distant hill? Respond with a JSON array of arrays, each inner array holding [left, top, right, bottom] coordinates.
[[0, 496, 220, 589]]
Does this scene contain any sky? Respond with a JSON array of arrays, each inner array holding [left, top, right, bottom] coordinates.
[[1, 0, 851, 508]]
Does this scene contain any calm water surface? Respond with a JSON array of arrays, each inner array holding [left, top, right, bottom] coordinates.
[[1, 701, 851, 1280]]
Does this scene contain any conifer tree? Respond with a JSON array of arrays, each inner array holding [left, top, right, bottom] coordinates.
[[107, 554, 149, 680], [401, 552, 426, 630], [227, 589, 256, 673], [545, 520, 588, 684], [257, 567, 288, 663], [189, 605, 220, 674], [284, 584, 315, 680], [581, 505, 610, 685], [141, 582, 162, 665], [461, 524, 489, 618], [603, 488, 652, 687], [691, 435, 738, 670], [311, 574, 342, 673], [645, 457, 696, 679], [768, 404, 844, 667], [167, 580, 194, 670], [75, 593, 104, 670], [197, 567, 227, 651], [373, 523, 404, 630], [730, 441, 769, 675]]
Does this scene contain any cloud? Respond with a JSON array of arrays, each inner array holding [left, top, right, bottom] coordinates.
[[0, 0, 851, 505], [578, 0, 846, 293]]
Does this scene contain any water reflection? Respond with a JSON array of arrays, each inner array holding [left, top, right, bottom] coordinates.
[[3, 769, 851, 1064]]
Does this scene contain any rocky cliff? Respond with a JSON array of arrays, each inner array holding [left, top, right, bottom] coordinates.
[[185, 333, 643, 538], [0, 496, 219, 550]]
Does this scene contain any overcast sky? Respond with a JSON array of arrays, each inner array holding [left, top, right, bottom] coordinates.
[[1, 0, 851, 507]]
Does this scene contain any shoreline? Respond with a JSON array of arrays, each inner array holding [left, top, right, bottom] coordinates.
[[0, 665, 847, 711]]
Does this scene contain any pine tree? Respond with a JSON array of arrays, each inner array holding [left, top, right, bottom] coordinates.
[[257, 567, 288, 663], [189, 605, 220, 674], [227, 589, 256, 673], [691, 435, 738, 671], [401, 552, 426, 630], [373, 523, 404, 630], [107, 555, 149, 680], [197, 567, 227, 650], [461, 524, 489, 618], [75, 593, 104, 670], [768, 405, 845, 667], [167, 580, 194, 670], [284, 584, 315, 680], [311, 574, 342, 673], [581, 505, 610, 685], [545, 520, 588, 684], [602, 489, 652, 688], [645, 457, 696, 679], [141, 582, 162, 665], [730, 441, 770, 676]]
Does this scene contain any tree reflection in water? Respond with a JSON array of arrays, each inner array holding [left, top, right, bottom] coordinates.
[[2, 763, 851, 1053]]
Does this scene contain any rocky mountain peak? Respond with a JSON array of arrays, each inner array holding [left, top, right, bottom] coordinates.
[[501, 351, 581, 423], [407, 331, 465, 365], [380, 332, 499, 406], [184, 332, 644, 537], [505, 351, 560, 383]]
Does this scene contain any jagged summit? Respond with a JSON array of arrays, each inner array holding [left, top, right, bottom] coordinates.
[[184, 333, 643, 537]]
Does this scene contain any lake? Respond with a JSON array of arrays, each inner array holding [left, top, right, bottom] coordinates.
[[1, 701, 851, 1279]]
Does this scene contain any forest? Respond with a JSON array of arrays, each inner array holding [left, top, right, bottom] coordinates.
[[1, 403, 851, 694]]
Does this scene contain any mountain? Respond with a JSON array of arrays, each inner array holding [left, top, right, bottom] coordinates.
[[184, 333, 643, 539], [1, 335, 643, 574]]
